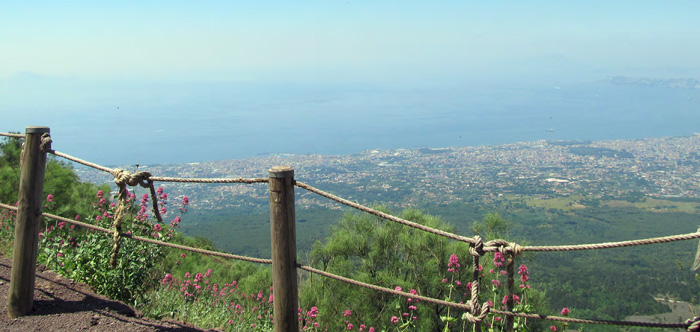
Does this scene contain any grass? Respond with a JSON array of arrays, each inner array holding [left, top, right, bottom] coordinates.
[[521, 195, 589, 211]]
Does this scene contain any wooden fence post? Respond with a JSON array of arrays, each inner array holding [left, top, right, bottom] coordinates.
[[269, 166, 299, 332], [8, 126, 50, 318]]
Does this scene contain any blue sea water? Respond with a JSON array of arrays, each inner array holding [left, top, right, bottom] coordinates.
[[2, 78, 699, 165]]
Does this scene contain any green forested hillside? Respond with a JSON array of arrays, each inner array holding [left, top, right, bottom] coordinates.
[[181, 196, 700, 331]]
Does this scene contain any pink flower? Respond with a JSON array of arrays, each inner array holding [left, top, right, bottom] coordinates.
[[161, 273, 173, 284], [394, 286, 402, 292], [442, 278, 448, 283], [96, 190, 104, 198], [519, 264, 529, 283], [347, 323, 354, 330], [368, 328, 375, 332], [56, 253, 63, 257], [153, 224, 162, 232], [492, 280, 502, 288], [447, 254, 460, 272], [46, 194, 54, 202], [550, 326, 557, 331], [180, 253, 186, 258], [561, 308, 570, 316], [391, 316, 399, 324], [307, 307, 319, 318], [157, 187, 164, 195], [74, 215, 80, 220], [494, 252, 505, 267], [182, 196, 189, 205], [344, 309, 352, 317]]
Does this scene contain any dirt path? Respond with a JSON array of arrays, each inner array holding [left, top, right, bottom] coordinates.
[[0, 254, 213, 332]]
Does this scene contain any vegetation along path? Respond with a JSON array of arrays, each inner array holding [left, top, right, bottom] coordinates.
[[0, 254, 212, 332]]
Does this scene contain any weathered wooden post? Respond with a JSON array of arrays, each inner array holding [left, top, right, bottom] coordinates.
[[269, 166, 299, 332], [8, 126, 50, 318]]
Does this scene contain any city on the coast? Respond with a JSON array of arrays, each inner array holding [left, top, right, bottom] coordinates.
[[76, 134, 700, 212]]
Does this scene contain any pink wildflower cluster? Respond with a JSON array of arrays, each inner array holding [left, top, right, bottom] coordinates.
[[0, 205, 17, 231], [161, 269, 274, 328], [447, 254, 460, 273], [518, 264, 531, 289], [493, 252, 505, 267]]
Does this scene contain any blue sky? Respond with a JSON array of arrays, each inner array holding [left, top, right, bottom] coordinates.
[[2, 1, 699, 82], [1, 1, 699, 164]]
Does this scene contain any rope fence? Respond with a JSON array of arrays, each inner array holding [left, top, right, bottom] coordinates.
[[0, 203, 272, 265], [0, 132, 25, 138], [2, 128, 699, 331]]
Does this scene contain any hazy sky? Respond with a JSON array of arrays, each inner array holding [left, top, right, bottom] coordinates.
[[2, 1, 699, 82], [1, 2, 699, 165]]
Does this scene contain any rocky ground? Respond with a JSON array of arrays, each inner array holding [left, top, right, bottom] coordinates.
[[0, 254, 214, 332]]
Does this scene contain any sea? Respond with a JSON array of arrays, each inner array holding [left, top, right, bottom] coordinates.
[[2, 77, 699, 166]]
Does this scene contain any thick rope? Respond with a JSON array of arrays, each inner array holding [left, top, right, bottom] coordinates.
[[297, 264, 485, 318], [49, 150, 116, 174], [523, 231, 700, 252], [0, 132, 24, 138], [112, 169, 163, 224], [49, 150, 269, 185], [109, 184, 130, 268], [2, 201, 699, 329], [295, 181, 478, 244], [40, 133, 52, 153], [0, 204, 273, 264], [150, 176, 269, 184], [470, 240, 484, 331], [490, 309, 692, 329]]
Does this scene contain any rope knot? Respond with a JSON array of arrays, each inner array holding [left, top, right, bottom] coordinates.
[[484, 239, 523, 257], [470, 236, 485, 257], [687, 316, 700, 332], [40, 133, 52, 153], [461, 302, 490, 323], [509, 242, 523, 257], [113, 169, 152, 188]]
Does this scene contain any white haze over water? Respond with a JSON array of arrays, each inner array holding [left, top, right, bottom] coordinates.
[[1, 76, 699, 166]]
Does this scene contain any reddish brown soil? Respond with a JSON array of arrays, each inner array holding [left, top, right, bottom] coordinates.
[[0, 254, 214, 332]]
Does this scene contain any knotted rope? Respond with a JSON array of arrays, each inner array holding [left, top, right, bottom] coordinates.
[[469, 236, 486, 330], [109, 169, 164, 268], [40, 133, 52, 153]]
